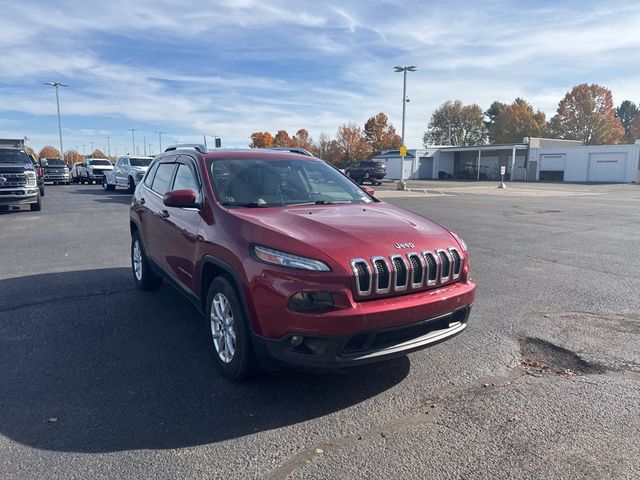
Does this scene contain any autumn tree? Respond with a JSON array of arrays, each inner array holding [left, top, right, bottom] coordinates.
[[273, 130, 293, 147], [90, 149, 107, 158], [489, 98, 547, 144], [364, 112, 402, 155], [549, 84, 624, 145], [25, 146, 38, 159], [64, 150, 84, 166], [250, 131, 274, 148], [631, 117, 640, 142], [291, 129, 314, 151], [38, 145, 62, 159], [484, 101, 506, 130], [423, 100, 487, 146], [616, 100, 639, 143], [335, 123, 372, 168]]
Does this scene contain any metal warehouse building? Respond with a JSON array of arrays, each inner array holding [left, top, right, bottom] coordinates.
[[373, 138, 640, 183]]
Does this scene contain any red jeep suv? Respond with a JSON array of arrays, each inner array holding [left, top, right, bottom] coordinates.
[[130, 146, 475, 380]]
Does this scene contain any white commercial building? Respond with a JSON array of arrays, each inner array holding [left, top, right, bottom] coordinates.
[[372, 138, 640, 183]]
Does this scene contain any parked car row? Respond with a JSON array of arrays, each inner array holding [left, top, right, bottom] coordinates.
[[70, 158, 114, 184]]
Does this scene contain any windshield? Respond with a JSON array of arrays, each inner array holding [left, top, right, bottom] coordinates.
[[130, 158, 152, 167], [0, 149, 30, 164], [46, 158, 65, 166], [209, 157, 373, 207], [88, 159, 111, 166]]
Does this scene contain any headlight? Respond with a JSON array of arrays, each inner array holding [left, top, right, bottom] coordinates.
[[253, 245, 331, 271], [25, 171, 37, 187]]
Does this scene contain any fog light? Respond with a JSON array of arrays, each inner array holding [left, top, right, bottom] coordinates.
[[288, 291, 334, 312], [290, 335, 303, 347]]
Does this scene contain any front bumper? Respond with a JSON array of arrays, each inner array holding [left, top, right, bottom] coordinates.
[[44, 173, 70, 181], [0, 188, 39, 205], [255, 306, 471, 369]]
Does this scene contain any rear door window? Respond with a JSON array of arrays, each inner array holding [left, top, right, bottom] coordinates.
[[150, 163, 176, 195]]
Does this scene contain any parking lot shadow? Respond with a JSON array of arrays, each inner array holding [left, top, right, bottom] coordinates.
[[71, 187, 131, 204], [0, 268, 409, 453]]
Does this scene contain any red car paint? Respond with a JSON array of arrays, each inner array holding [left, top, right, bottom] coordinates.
[[130, 148, 475, 369]]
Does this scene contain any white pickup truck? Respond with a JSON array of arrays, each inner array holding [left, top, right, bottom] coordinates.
[[102, 155, 153, 193]]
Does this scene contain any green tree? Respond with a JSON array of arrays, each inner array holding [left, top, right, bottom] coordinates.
[[363, 112, 402, 155], [616, 100, 639, 143], [484, 100, 506, 130], [550, 84, 624, 145], [489, 98, 547, 144], [423, 100, 487, 146]]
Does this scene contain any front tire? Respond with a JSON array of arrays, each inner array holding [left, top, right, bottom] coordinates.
[[30, 193, 42, 211], [127, 177, 136, 193], [103, 178, 115, 191], [131, 232, 162, 290], [206, 277, 259, 381]]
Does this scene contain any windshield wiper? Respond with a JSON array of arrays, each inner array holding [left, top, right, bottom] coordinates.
[[221, 201, 269, 208], [290, 200, 353, 206]]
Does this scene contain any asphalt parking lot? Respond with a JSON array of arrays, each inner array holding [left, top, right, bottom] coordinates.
[[1, 182, 639, 479]]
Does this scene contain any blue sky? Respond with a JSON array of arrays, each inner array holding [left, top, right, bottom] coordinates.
[[1, 0, 639, 156]]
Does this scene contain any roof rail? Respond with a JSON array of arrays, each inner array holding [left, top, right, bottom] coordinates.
[[164, 143, 208, 153], [266, 147, 314, 157]]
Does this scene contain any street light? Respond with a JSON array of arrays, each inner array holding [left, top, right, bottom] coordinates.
[[393, 65, 416, 189], [43, 82, 69, 158]]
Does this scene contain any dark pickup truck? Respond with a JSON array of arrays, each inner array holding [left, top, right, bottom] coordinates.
[[41, 158, 70, 184], [0, 146, 42, 211]]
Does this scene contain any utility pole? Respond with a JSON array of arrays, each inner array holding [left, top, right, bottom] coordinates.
[[393, 66, 417, 189], [143, 136, 147, 156], [106, 136, 111, 158], [154, 131, 165, 152], [90, 140, 94, 155], [43, 82, 69, 158], [129, 128, 137, 154]]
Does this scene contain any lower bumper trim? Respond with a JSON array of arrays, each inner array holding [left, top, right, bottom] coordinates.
[[254, 306, 471, 370]]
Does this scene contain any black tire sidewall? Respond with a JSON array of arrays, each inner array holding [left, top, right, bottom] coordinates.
[[205, 277, 257, 381], [131, 232, 161, 290]]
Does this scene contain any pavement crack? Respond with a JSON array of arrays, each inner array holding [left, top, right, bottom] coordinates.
[[0, 287, 136, 314], [264, 408, 442, 480]]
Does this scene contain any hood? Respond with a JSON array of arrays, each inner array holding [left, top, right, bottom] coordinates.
[[130, 166, 149, 172], [229, 202, 458, 270]]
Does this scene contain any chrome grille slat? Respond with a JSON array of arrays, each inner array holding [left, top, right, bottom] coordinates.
[[371, 256, 391, 294], [406, 253, 424, 289], [449, 248, 462, 279], [436, 249, 452, 283], [350, 259, 372, 296], [350, 246, 462, 298], [389, 255, 408, 291]]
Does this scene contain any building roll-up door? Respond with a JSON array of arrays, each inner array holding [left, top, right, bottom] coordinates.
[[539, 154, 566, 181], [588, 153, 627, 182]]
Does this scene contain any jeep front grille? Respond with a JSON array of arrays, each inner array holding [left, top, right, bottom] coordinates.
[[351, 248, 462, 299]]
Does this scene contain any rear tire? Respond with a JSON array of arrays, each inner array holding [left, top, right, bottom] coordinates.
[[103, 178, 115, 191], [206, 277, 259, 381], [131, 232, 162, 290]]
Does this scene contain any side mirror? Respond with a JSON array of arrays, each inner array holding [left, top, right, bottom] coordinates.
[[163, 189, 199, 208], [40, 159, 48, 167], [362, 186, 375, 196]]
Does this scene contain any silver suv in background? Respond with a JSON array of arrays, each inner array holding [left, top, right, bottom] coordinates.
[[103, 155, 153, 193]]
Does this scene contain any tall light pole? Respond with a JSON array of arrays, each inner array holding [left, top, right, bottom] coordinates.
[[154, 131, 165, 152], [129, 128, 137, 154], [43, 82, 69, 158], [393, 66, 416, 188], [143, 136, 147, 156], [106, 136, 111, 159]]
